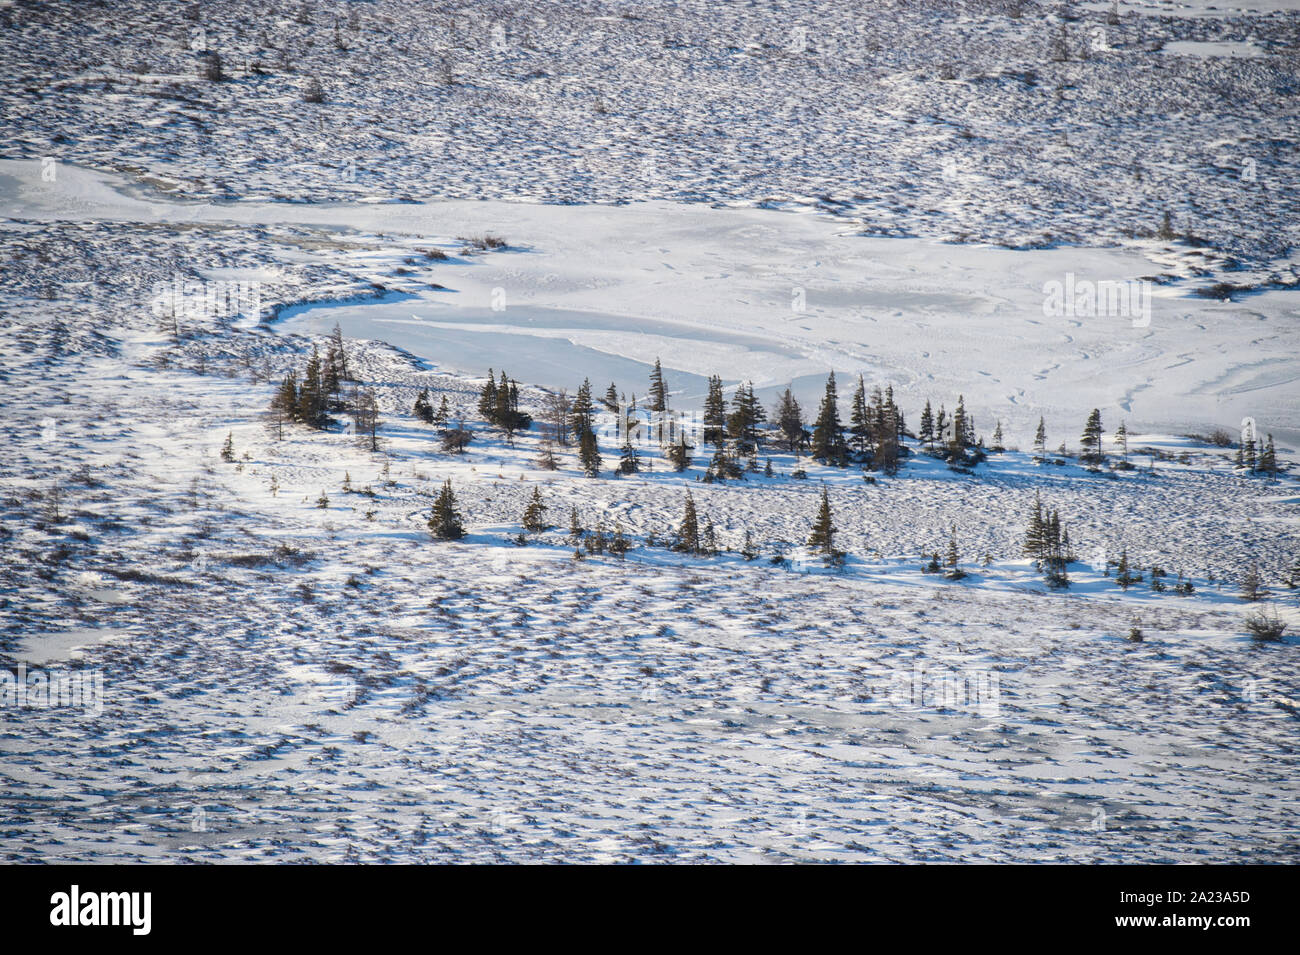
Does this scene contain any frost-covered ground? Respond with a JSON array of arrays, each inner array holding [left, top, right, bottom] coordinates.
[[2, 0, 1299, 864], [3, 0, 1299, 273]]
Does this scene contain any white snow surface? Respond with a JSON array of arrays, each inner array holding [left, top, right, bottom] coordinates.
[[1, 0, 1299, 864]]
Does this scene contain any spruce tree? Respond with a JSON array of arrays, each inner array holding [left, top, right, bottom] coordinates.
[[807, 486, 836, 554], [1116, 547, 1140, 589], [428, 480, 465, 540], [352, 387, 382, 452], [703, 375, 727, 448], [950, 395, 969, 457], [1023, 491, 1045, 561], [701, 519, 718, 557], [477, 369, 498, 421], [578, 424, 601, 477], [414, 387, 434, 424], [919, 399, 935, 449], [298, 346, 328, 428], [323, 339, 342, 407], [493, 370, 512, 428], [589, 521, 607, 555], [271, 373, 298, 432], [677, 492, 701, 554], [810, 372, 846, 465], [433, 395, 450, 426], [329, 322, 350, 382], [1081, 409, 1103, 462], [522, 487, 548, 532], [568, 505, 583, 542], [648, 358, 668, 413], [610, 523, 630, 558], [571, 378, 595, 440], [666, 433, 692, 472], [849, 375, 871, 460], [617, 437, 641, 474], [1260, 434, 1277, 480], [991, 420, 1005, 453], [603, 381, 620, 413], [741, 530, 759, 561], [774, 387, 805, 454], [1034, 416, 1047, 460], [945, 523, 959, 567], [726, 381, 766, 453], [1115, 420, 1129, 463], [1240, 564, 1265, 602]]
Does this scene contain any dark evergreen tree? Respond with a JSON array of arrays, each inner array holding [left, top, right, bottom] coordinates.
[[648, 358, 668, 413], [810, 372, 846, 465], [329, 322, 350, 382], [677, 492, 701, 554], [578, 424, 601, 477], [221, 431, 235, 462], [741, 530, 760, 561], [701, 519, 718, 557], [726, 381, 766, 453], [617, 437, 641, 475], [477, 369, 498, 421], [1023, 491, 1046, 561], [522, 487, 548, 532], [1081, 408, 1103, 462], [1240, 564, 1265, 602], [1116, 547, 1140, 589], [666, 433, 692, 472], [571, 378, 595, 440], [323, 339, 343, 407], [428, 480, 465, 540], [1260, 434, 1278, 480], [950, 395, 966, 452], [703, 375, 727, 448], [610, 523, 631, 558], [413, 387, 434, 424], [703, 444, 742, 482], [568, 505, 583, 542], [919, 399, 935, 449], [297, 346, 329, 428], [991, 420, 1005, 452], [774, 387, 805, 454], [603, 381, 620, 413], [849, 375, 871, 460], [1033, 416, 1047, 460], [807, 485, 836, 554], [352, 387, 382, 452], [433, 395, 450, 426]]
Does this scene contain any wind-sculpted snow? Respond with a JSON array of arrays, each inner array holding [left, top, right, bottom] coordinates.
[[1, 223, 1297, 861], [1, 0, 1297, 272], [1, 1, 1298, 865]]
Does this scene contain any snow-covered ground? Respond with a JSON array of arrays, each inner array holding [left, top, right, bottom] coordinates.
[[1, 0, 1298, 864]]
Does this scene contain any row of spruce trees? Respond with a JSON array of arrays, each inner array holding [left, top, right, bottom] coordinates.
[[269, 337, 1284, 487]]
